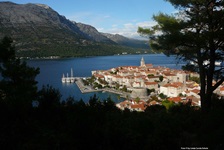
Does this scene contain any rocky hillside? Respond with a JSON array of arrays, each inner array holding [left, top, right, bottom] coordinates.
[[0, 2, 89, 48], [0, 2, 150, 57], [75, 22, 115, 44], [75, 22, 149, 49], [102, 33, 149, 49]]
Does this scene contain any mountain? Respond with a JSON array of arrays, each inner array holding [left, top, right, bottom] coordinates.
[[75, 22, 149, 49], [75, 22, 115, 44], [102, 33, 149, 49], [0, 2, 150, 57], [0, 2, 89, 48]]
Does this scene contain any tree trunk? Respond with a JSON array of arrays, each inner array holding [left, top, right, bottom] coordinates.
[[198, 54, 210, 113]]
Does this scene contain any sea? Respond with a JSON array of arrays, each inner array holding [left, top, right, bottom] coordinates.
[[27, 54, 185, 103]]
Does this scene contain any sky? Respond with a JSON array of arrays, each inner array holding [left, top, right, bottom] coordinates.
[[2, 0, 176, 39]]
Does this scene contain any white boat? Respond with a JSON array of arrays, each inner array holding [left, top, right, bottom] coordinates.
[[61, 68, 75, 83], [62, 74, 66, 83], [70, 78, 75, 83]]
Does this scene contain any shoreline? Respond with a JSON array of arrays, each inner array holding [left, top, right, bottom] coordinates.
[[22, 53, 161, 61], [75, 78, 103, 93], [75, 77, 129, 98]]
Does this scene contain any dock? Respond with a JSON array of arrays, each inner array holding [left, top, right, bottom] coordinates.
[[61, 69, 129, 96], [74, 78, 130, 98], [75, 78, 103, 93]]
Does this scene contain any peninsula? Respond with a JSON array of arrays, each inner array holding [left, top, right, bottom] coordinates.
[[63, 57, 224, 112]]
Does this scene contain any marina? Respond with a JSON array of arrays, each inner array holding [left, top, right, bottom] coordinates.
[[63, 75, 129, 98], [61, 68, 75, 83], [61, 69, 129, 97], [28, 54, 185, 101], [61, 68, 103, 93], [75, 78, 103, 93]]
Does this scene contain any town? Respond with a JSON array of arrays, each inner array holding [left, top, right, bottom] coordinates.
[[64, 57, 224, 112]]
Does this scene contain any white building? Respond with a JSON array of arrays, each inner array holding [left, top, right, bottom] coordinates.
[[144, 82, 159, 90], [176, 72, 187, 83], [160, 82, 185, 97]]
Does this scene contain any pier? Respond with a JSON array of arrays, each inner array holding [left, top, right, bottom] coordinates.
[[75, 78, 103, 93], [75, 77, 129, 98], [61, 70, 129, 96]]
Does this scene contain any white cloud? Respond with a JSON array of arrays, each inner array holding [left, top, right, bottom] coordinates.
[[137, 21, 157, 28], [68, 12, 156, 40], [98, 20, 157, 40]]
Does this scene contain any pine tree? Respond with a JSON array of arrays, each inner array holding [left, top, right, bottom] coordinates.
[[138, 0, 224, 112], [0, 37, 40, 108]]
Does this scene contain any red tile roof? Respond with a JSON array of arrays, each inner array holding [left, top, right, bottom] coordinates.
[[191, 89, 200, 94], [145, 82, 158, 85], [163, 82, 183, 88], [220, 86, 224, 91], [168, 97, 182, 103], [149, 100, 158, 105], [94, 74, 104, 78], [130, 103, 146, 111]]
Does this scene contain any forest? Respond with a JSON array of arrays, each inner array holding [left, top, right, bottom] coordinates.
[[1, 93, 224, 150], [0, 36, 224, 150], [16, 42, 151, 58]]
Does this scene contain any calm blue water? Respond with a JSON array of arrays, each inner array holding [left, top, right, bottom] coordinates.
[[27, 54, 185, 102]]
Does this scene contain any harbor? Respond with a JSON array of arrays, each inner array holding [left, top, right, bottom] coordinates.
[[61, 68, 103, 93], [64, 76, 129, 98], [30, 54, 186, 101], [61, 68, 129, 97], [61, 68, 75, 83], [75, 78, 103, 93]]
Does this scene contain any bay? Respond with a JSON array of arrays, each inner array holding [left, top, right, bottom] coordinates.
[[27, 54, 185, 103]]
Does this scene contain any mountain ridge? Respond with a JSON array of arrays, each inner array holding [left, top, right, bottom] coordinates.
[[102, 33, 149, 49], [0, 2, 150, 57]]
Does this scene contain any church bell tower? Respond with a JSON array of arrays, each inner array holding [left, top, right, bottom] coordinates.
[[140, 57, 145, 67]]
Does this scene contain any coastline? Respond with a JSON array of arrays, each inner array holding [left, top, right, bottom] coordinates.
[[28, 54, 186, 101], [75, 77, 129, 98], [75, 78, 103, 93], [22, 53, 160, 61]]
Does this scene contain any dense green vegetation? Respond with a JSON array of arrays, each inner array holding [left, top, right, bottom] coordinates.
[[16, 43, 151, 58], [189, 76, 200, 84], [1, 25, 151, 58], [1, 37, 224, 149], [0, 2, 152, 58]]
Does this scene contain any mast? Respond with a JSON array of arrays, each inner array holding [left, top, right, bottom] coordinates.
[[71, 68, 73, 77], [70, 68, 75, 82], [62, 73, 66, 83]]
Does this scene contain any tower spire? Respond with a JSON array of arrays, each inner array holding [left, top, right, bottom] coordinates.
[[140, 57, 145, 67]]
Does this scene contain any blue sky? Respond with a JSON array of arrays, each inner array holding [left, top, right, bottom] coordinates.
[[4, 0, 176, 39]]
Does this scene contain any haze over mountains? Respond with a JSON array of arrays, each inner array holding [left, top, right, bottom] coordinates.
[[0, 2, 150, 57]]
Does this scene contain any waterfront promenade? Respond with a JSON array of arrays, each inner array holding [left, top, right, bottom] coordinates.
[[75, 78, 102, 93], [75, 77, 129, 98]]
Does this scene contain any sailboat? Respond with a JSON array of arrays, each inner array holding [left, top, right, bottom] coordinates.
[[61, 73, 66, 83], [70, 68, 75, 83], [61, 68, 75, 83]]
